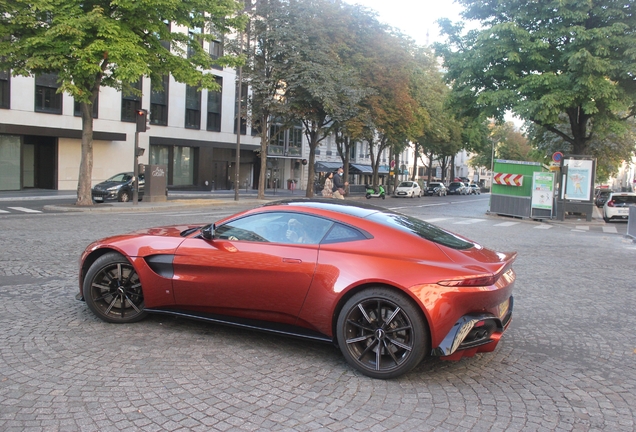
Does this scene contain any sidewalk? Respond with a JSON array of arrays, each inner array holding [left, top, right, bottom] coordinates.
[[1, 188, 606, 224]]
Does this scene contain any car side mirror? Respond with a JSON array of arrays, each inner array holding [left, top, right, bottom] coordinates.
[[200, 224, 215, 240]]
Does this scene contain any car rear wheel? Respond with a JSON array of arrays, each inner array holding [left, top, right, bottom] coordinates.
[[83, 252, 147, 323], [337, 288, 428, 379], [118, 190, 131, 202]]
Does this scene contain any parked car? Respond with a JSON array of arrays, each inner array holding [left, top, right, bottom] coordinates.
[[78, 199, 516, 379], [394, 181, 422, 198], [468, 183, 481, 195], [594, 189, 612, 207], [448, 181, 468, 195], [92, 172, 144, 203], [425, 182, 447, 196], [602, 192, 636, 222]]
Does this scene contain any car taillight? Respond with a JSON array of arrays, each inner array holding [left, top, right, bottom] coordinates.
[[437, 274, 498, 287], [607, 200, 615, 207]]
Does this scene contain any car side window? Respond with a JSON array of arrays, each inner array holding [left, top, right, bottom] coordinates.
[[322, 223, 368, 244], [215, 212, 333, 245]]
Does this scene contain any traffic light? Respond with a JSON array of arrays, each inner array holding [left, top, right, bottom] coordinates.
[[136, 109, 148, 133]]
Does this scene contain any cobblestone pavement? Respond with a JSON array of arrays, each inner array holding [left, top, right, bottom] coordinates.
[[0, 200, 635, 431]]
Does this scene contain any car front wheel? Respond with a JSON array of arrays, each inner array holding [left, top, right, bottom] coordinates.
[[118, 190, 131, 202], [83, 252, 147, 323], [337, 288, 428, 379]]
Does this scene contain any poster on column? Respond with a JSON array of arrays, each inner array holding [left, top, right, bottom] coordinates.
[[531, 172, 554, 210], [563, 159, 593, 201]]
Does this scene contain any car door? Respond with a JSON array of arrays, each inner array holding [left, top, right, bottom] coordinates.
[[172, 212, 333, 325]]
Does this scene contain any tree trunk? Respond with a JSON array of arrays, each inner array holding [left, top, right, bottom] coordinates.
[[76, 102, 94, 206]]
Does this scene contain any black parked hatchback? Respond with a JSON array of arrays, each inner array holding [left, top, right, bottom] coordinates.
[[92, 172, 144, 203]]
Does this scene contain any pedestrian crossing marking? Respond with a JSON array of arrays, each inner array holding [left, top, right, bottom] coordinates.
[[0, 209, 9, 213], [602, 226, 618, 233], [454, 219, 487, 225], [7, 207, 42, 213], [423, 218, 449, 222], [534, 225, 553, 229], [494, 222, 519, 227], [575, 226, 590, 231]]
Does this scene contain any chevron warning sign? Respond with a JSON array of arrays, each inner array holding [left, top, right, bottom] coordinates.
[[493, 172, 524, 186]]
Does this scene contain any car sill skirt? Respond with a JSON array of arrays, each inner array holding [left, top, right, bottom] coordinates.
[[145, 308, 333, 343]]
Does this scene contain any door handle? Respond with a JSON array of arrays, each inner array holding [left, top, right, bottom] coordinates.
[[282, 258, 302, 264]]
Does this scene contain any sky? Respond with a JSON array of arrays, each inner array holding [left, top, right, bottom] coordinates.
[[344, 0, 466, 46]]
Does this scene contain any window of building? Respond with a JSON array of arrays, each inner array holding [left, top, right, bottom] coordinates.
[[269, 124, 284, 155], [209, 39, 223, 70], [350, 142, 356, 160], [267, 123, 303, 157], [234, 83, 247, 135], [206, 76, 222, 132], [288, 126, 302, 157], [35, 73, 62, 114], [74, 95, 99, 118], [121, 79, 142, 122], [185, 85, 201, 129], [150, 75, 169, 126], [188, 28, 202, 59], [0, 70, 9, 109]]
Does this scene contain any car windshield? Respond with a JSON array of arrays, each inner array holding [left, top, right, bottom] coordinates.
[[398, 182, 414, 188], [429, 183, 441, 188], [107, 173, 131, 182], [367, 212, 474, 250]]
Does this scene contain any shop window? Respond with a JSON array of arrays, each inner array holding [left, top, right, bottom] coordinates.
[[121, 79, 142, 122], [206, 76, 222, 132], [35, 73, 62, 114], [150, 144, 195, 187], [185, 85, 201, 129]]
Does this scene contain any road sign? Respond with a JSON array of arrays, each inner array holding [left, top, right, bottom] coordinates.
[[493, 172, 524, 186], [552, 152, 563, 163]]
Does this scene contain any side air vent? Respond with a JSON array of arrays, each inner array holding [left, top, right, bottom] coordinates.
[[145, 255, 175, 278]]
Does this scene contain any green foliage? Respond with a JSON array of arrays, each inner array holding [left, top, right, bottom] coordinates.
[[1, 0, 245, 204], [436, 0, 636, 156]]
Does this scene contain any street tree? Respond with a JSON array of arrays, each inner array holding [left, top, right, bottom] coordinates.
[[436, 0, 636, 157], [267, 0, 367, 197], [0, 0, 245, 205], [243, 0, 292, 199]]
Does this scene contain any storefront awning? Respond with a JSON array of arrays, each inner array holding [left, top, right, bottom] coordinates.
[[314, 161, 342, 172], [350, 164, 389, 175]]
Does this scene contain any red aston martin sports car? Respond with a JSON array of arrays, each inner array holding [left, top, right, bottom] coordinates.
[[78, 199, 516, 379]]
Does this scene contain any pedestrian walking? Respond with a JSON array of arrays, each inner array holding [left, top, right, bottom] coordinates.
[[332, 167, 348, 199], [322, 172, 334, 198]]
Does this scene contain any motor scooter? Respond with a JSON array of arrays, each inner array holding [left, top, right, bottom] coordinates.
[[365, 184, 386, 199]]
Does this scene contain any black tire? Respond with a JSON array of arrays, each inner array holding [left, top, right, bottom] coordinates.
[[83, 252, 147, 323], [603, 216, 610, 223], [118, 190, 131, 202], [366, 194, 371, 199], [337, 288, 428, 379]]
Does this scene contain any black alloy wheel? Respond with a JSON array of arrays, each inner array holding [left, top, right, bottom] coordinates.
[[337, 288, 427, 379], [83, 252, 147, 323]]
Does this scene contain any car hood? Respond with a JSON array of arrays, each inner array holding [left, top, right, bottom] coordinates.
[[93, 180, 128, 190], [130, 225, 203, 237]]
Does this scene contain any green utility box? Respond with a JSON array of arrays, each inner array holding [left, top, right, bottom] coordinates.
[[490, 160, 552, 219]]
